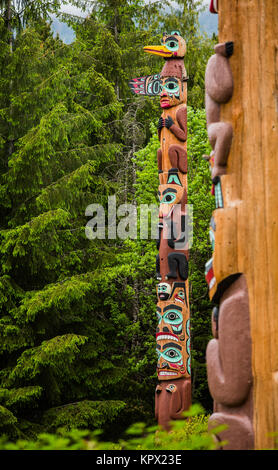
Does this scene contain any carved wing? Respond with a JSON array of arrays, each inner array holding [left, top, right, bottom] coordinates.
[[128, 74, 161, 96]]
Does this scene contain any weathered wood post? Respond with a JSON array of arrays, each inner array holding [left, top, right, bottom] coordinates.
[[205, 0, 278, 450], [129, 31, 191, 430]]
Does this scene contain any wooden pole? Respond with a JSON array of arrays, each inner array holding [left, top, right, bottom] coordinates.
[[129, 32, 191, 430], [206, 0, 278, 450]]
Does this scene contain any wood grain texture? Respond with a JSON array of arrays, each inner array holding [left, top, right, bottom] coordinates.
[[218, 0, 278, 450]]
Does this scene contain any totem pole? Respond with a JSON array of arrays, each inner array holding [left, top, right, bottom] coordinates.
[[129, 31, 191, 430], [204, 0, 278, 450]]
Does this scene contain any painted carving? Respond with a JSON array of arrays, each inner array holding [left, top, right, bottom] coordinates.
[[128, 74, 161, 96], [129, 30, 190, 430], [205, 42, 234, 183], [156, 74, 187, 174], [156, 173, 189, 283], [156, 282, 190, 382], [143, 32, 188, 174], [144, 31, 187, 81], [209, 0, 218, 14], [158, 183, 187, 218], [203, 154, 224, 209], [155, 378, 191, 431], [204, 41, 236, 301], [156, 299, 190, 380], [157, 281, 188, 306], [206, 275, 254, 450], [204, 8, 254, 448]]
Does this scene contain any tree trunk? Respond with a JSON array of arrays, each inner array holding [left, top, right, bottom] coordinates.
[[6, 0, 13, 53], [5, 0, 14, 158]]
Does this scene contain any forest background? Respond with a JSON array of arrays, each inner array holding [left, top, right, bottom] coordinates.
[[0, 0, 217, 445]]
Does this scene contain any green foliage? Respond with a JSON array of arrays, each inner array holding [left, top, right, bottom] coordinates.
[[3, 386, 43, 409], [8, 334, 88, 384], [0, 404, 17, 427], [110, 405, 216, 450], [42, 400, 126, 432], [0, 405, 221, 450]]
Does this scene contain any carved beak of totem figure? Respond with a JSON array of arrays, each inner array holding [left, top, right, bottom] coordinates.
[[143, 44, 173, 57]]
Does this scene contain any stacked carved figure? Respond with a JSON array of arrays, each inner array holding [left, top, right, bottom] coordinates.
[[129, 31, 191, 430], [204, 40, 254, 449]]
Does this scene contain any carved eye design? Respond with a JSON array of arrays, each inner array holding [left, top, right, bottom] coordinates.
[[147, 76, 162, 95], [164, 80, 179, 94], [177, 290, 185, 299], [165, 38, 179, 51], [164, 310, 182, 325], [163, 348, 182, 362], [158, 284, 169, 293], [161, 192, 176, 204], [167, 384, 176, 392]]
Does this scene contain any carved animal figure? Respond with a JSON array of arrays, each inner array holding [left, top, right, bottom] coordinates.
[[144, 31, 187, 81], [129, 30, 190, 431], [205, 42, 234, 182], [206, 275, 254, 450], [155, 378, 191, 431], [144, 32, 188, 174], [156, 176, 189, 282]]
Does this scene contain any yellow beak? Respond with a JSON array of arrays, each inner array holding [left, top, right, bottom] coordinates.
[[143, 45, 173, 57]]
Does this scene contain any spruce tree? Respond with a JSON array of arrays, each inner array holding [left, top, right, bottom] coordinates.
[[0, 13, 126, 439], [0, 0, 217, 440]]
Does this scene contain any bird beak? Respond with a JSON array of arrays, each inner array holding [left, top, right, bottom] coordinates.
[[143, 45, 172, 57]]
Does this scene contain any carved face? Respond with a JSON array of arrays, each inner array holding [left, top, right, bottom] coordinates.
[[157, 282, 172, 301], [155, 378, 191, 430], [144, 31, 186, 59], [158, 183, 186, 218], [156, 340, 185, 379], [161, 31, 186, 58], [156, 297, 190, 380], [160, 76, 186, 108], [157, 281, 187, 303], [172, 286, 186, 305], [156, 303, 184, 337]]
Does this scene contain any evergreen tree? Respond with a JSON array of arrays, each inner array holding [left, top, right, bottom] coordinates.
[[0, 0, 216, 441], [0, 14, 126, 439]]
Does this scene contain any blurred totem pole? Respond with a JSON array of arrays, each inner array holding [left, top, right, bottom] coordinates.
[[205, 0, 278, 450], [129, 31, 191, 430]]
